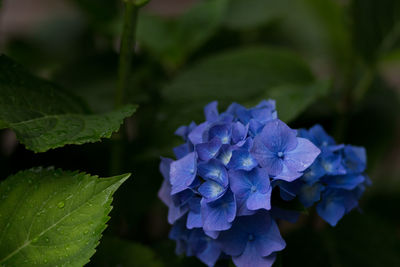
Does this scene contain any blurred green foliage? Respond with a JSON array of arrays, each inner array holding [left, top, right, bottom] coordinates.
[[0, 0, 399, 266]]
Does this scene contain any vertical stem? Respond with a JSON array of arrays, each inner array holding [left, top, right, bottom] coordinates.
[[111, 2, 140, 175], [115, 2, 139, 108]]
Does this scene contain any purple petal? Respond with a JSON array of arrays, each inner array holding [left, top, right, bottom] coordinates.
[[170, 152, 197, 194]]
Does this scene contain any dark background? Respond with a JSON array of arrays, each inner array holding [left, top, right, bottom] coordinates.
[[0, 0, 399, 266]]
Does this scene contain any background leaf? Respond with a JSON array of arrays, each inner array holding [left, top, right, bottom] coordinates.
[[137, 0, 228, 66], [266, 80, 331, 122], [0, 168, 130, 266], [0, 55, 137, 152], [161, 46, 317, 127]]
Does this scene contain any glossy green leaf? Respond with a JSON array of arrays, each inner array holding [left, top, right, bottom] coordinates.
[[352, 0, 400, 63], [137, 0, 228, 66], [88, 236, 163, 267], [266, 80, 331, 122], [0, 168, 130, 266], [0, 55, 137, 152]]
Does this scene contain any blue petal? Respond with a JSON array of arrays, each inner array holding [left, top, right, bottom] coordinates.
[[258, 119, 298, 152], [251, 137, 283, 176], [188, 122, 209, 145], [158, 180, 172, 207], [316, 196, 346, 226], [216, 144, 234, 165], [187, 210, 202, 229], [255, 99, 276, 110], [187, 197, 202, 229], [204, 230, 220, 239], [247, 191, 271, 210], [175, 121, 197, 141], [170, 152, 197, 194], [320, 152, 346, 175], [173, 142, 192, 159], [207, 123, 232, 144], [301, 159, 326, 184], [233, 245, 277, 267], [299, 183, 325, 208], [201, 190, 236, 231], [198, 180, 227, 202], [198, 159, 228, 187], [248, 119, 265, 136], [204, 101, 219, 122], [277, 137, 320, 182], [197, 237, 221, 266], [159, 157, 173, 181], [323, 174, 365, 190], [342, 145, 367, 173], [316, 189, 359, 226], [307, 124, 336, 148], [231, 121, 248, 144], [196, 138, 222, 161], [227, 149, 258, 171]]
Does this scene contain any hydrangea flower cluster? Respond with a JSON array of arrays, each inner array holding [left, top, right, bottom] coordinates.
[[158, 100, 369, 267]]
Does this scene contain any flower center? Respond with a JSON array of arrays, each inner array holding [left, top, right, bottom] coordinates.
[[250, 185, 257, 192], [277, 151, 284, 158]]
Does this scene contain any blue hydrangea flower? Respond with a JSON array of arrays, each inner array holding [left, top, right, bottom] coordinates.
[[297, 125, 370, 226], [159, 100, 368, 266]]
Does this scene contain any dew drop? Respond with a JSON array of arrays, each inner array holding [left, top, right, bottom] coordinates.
[[57, 201, 65, 209]]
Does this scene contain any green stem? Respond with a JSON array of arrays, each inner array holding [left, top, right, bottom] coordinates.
[[115, 2, 139, 108], [111, 1, 143, 175]]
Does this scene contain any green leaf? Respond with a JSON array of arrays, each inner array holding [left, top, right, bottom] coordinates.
[[0, 55, 137, 152], [88, 236, 163, 267], [352, 0, 400, 63], [265, 80, 331, 122], [161, 46, 315, 126], [223, 0, 284, 30], [137, 0, 228, 66], [0, 168, 130, 266]]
